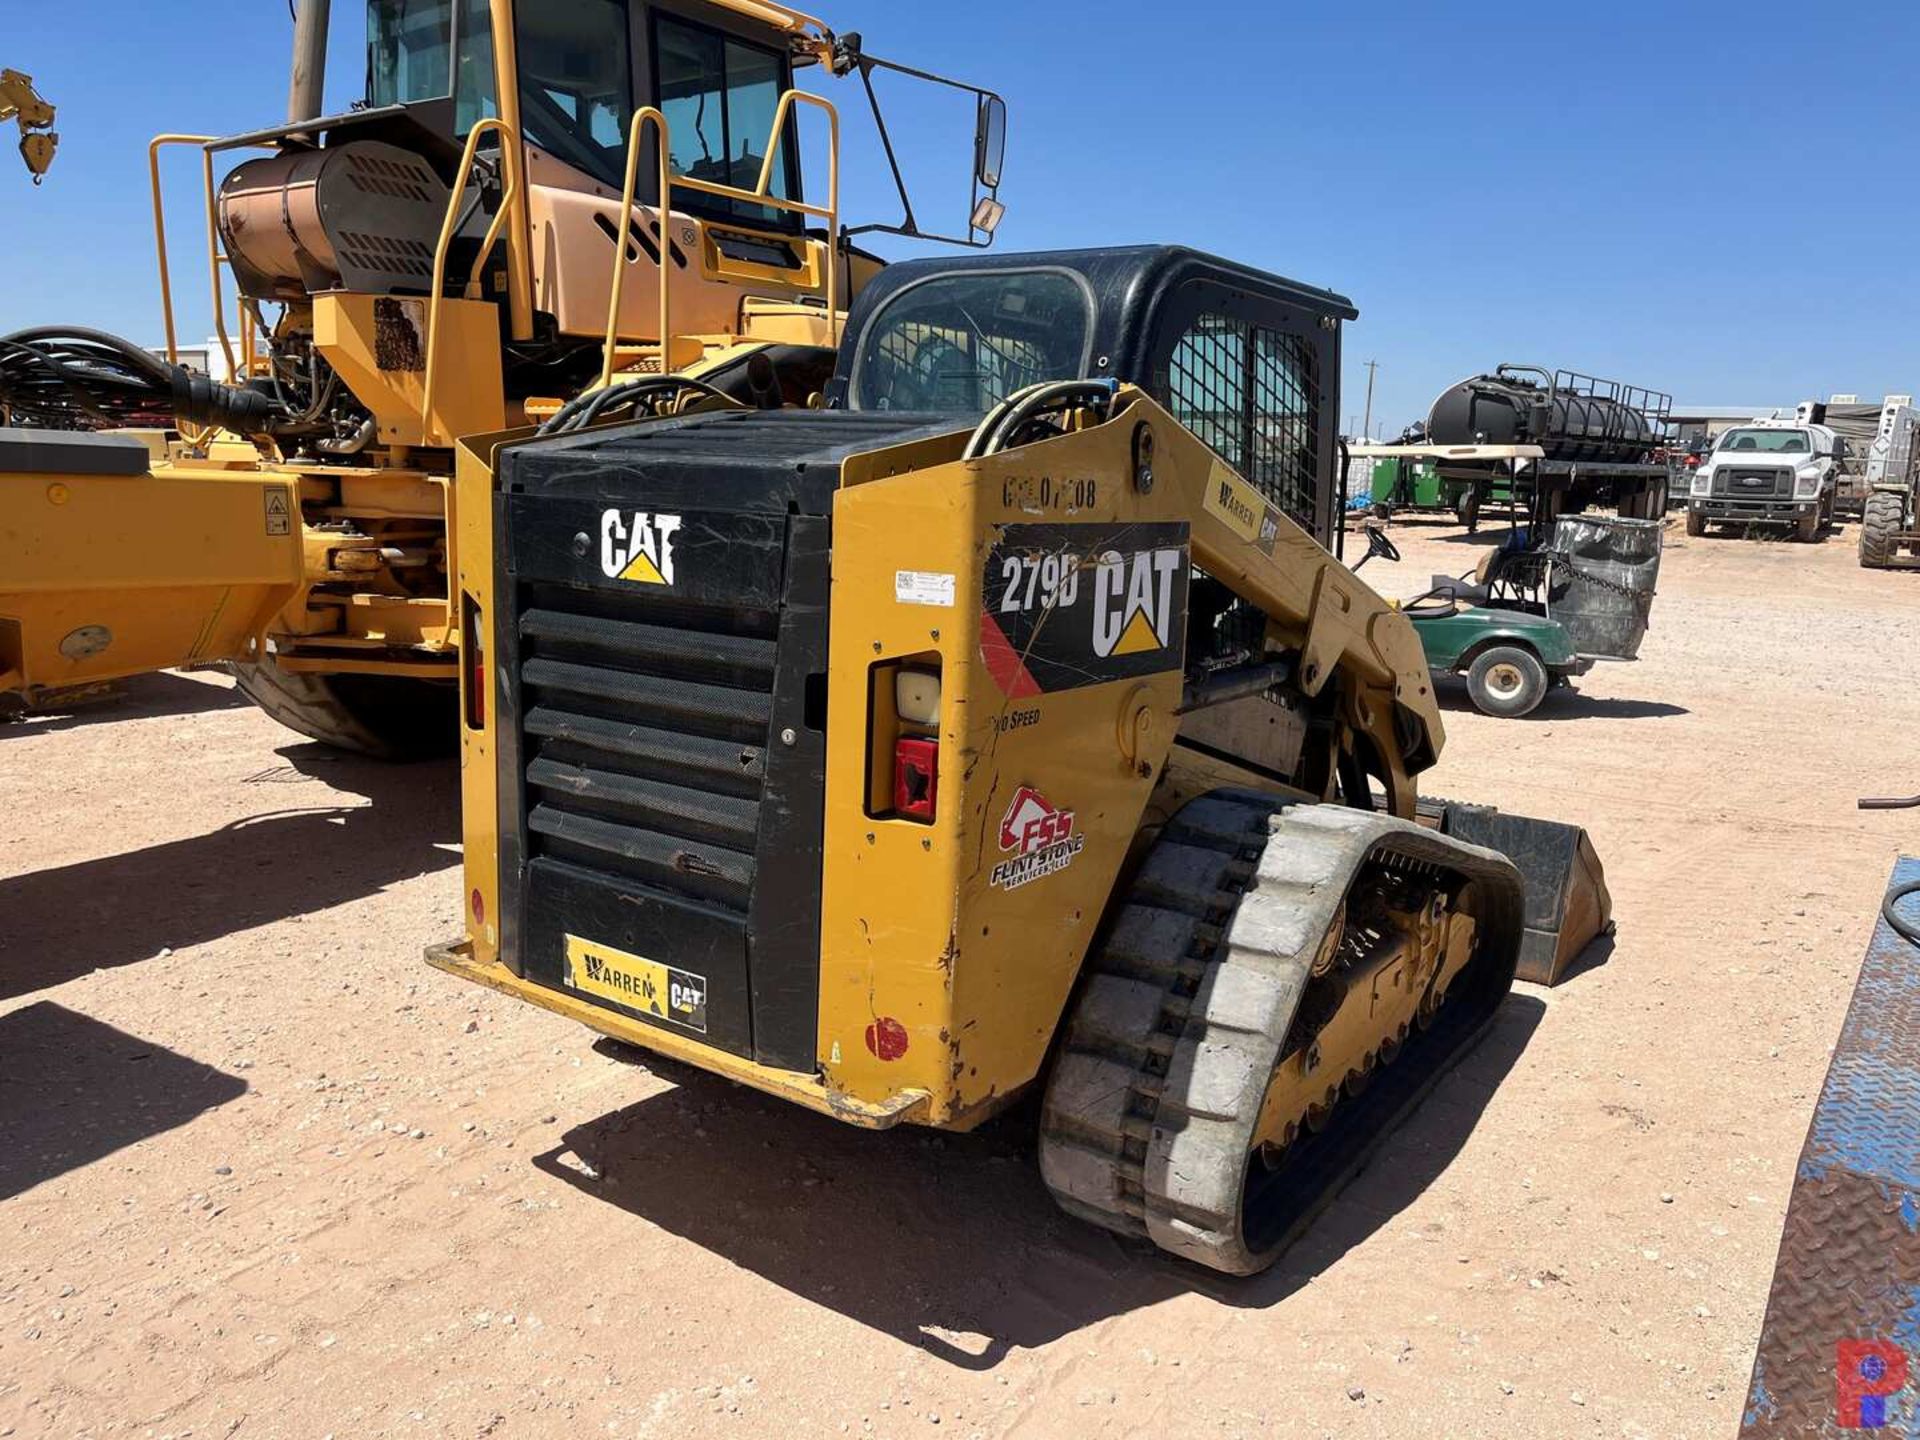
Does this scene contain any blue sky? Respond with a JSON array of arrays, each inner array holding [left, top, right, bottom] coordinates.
[[5, 0, 1916, 433]]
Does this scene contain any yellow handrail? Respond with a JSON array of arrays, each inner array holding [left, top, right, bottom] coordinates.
[[149, 133, 254, 447], [601, 106, 673, 389], [486, 0, 535, 342], [671, 89, 841, 346], [423, 117, 524, 444], [600, 89, 843, 383], [147, 134, 219, 370], [151, 133, 271, 394]]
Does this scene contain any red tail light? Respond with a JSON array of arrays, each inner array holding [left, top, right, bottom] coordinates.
[[893, 737, 938, 821]]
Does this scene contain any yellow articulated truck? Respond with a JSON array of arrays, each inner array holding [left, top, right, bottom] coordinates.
[[0, 0, 1004, 750]]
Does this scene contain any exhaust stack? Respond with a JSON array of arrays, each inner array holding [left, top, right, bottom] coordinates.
[[287, 0, 332, 124]]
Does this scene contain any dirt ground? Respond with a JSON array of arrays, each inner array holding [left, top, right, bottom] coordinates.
[[2, 511, 1915, 1440]]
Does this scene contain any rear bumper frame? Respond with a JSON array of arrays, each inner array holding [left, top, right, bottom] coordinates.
[[424, 939, 931, 1130]]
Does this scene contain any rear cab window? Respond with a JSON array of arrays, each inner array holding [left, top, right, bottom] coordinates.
[[850, 269, 1095, 413]]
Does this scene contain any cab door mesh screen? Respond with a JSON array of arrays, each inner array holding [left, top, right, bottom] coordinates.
[[1167, 313, 1323, 536]]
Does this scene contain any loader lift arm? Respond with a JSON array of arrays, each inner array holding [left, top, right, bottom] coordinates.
[[0, 68, 57, 182]]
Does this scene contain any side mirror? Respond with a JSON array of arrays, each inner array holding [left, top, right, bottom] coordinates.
[[974, 94, 1006, 190]]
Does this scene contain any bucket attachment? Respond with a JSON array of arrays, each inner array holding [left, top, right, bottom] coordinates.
[[1422, 801, 1612, 985]]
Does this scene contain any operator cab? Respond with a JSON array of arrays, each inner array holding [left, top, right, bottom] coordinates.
[[831, 245, 1355, 551], [365, 0, 807, 233]]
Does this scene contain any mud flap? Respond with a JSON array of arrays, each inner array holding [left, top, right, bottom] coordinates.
[[1423, 801, 1612, 986]]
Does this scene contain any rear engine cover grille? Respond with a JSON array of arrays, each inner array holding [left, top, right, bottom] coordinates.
[[493, 408, 967, 1072], [519, 585, 776, 915]]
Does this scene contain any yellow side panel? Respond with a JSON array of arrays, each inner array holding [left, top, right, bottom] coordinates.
[[452, 426, 533, 966], [0, 465, 302, 693], [817, 446, 1183, 1127], [314, 292, 505, 449]]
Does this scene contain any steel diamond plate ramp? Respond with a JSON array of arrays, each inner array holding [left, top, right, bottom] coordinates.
[[1742, 857, 1920, 1437]]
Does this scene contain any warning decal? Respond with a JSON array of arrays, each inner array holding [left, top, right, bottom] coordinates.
[[264, 489, 292, 536]]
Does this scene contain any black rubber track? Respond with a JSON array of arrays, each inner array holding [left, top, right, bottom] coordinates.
[[1039, 788, 1525, 1275]]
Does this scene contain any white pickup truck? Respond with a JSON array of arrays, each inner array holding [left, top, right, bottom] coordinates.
[[1685, 421, 1845, 542]]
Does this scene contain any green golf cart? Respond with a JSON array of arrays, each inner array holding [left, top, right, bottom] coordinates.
[[1353, 517, 1662, 719]]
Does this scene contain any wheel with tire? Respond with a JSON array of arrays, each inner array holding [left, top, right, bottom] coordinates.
[[1454, 489, 1481, 532], [1794, 509, 1821, 543], [1685, 508, 1707, 538], [1861, 490, 1904, 569], [229, 658, 459, 760], [1465, 645, 1549, 719]]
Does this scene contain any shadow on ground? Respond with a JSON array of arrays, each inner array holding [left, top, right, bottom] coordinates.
[[535, 995, 1546, 1368], [1434, 678, 1688, 722], [0, 743, 457, 1002], [0, 672, 247, 736], [1546, 930, 1617, 987], [0, 1002, 247, 1199]]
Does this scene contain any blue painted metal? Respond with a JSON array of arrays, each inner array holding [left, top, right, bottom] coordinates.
[[1741, 857, 1920, 1438]]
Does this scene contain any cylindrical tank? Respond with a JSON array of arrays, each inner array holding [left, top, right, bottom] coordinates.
[[1428, 369, 1659, 464], [218, 141, 454, 302]]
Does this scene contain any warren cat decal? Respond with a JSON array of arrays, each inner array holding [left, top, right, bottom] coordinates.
[[990, 786, 1085, 892], [564, 934, 708, 1033], [600, 509, 681, 586], [980, 522, 1190, 696]]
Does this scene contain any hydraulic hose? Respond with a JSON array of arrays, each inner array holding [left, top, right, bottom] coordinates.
[[962, 379, 1119, 461], [1886, 880, 1920, 950], [535, 376, 730, 437], [1857, 794, 1920, 948], [0, 326, 287, 436]]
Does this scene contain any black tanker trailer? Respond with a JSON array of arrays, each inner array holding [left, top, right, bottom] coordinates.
[[1425, 365, 1675, 530]]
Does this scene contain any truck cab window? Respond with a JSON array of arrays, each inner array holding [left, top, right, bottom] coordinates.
[[515, 0, 633, 186], [653, 14, 798, 229], [365, 0, 498, 133], [452, 0, 497, 134], [367, 0, 456, 107], [1720, 428, 1810, 454]]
